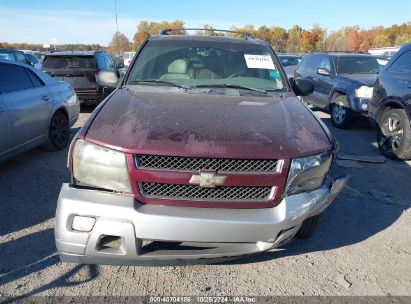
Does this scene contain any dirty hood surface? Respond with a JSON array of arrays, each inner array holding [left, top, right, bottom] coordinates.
[[85, 88, 332, 159]]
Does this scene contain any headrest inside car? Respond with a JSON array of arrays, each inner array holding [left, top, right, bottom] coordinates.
[[168, 59, 187, 74]]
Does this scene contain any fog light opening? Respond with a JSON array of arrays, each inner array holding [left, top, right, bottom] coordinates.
[[97, 235, 122, 251], [71, 216, 95, 232], [360, 101, 368, 111]]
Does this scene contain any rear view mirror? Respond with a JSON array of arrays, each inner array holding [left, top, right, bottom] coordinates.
[[97, 71, 119, 88], [317, 68, 330, 76], [292, 78, 314, 96]]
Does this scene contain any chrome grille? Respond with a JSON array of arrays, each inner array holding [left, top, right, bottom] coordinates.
[[140, 182, 273, 201], [136, 155, 279, 173]]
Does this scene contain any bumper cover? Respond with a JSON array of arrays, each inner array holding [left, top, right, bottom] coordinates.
[[76, 90, 103, 103], [350, 96, 370, 114], [55, 177, 347, 265]]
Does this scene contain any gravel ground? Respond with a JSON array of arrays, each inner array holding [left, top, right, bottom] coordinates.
[[0, 108, 410, 299]]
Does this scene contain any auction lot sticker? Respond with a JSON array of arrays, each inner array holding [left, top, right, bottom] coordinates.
[[244, 54, 275, 69]]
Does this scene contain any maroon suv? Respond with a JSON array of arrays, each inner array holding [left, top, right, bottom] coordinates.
[[55, 31, 347, 265]]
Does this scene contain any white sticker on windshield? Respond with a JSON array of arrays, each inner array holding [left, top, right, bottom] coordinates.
[[244, 54, 275, 69]]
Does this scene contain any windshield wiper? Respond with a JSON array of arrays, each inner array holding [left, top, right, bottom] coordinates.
[[130, 79, 191, 90], [193, 84, 269, 94]]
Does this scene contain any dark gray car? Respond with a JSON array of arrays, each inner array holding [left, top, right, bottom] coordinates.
[[0, 59, 80, 162], [42, 51, 122, 104], [295, 52, 379, 128]]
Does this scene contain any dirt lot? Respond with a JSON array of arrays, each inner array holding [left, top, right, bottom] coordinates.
[[0, 108, 410, 299]]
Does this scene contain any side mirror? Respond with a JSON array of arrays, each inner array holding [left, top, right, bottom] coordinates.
[[97, 71, 119, 88], [292, 78, 314, 96], [317, 68, 330, 76], [117, 62, 125, 69]]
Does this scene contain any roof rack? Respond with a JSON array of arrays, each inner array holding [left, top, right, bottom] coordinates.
[[159, 28, 254, 39]]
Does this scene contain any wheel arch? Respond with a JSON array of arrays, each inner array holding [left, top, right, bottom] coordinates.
[[42, 106, 71, 151], [328, 90, 348, 111], [376, 99, 411, 160], [376, 99, 408, 124], [48, 106, 69, 129]]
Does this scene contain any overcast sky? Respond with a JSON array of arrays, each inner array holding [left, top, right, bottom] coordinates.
[[1, 0, 410, 46]]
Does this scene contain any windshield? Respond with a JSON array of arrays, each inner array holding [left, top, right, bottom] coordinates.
[[126, 39, 286, 92], [279, 56, 301, 67], [42, 56, 96, 69], [335, 56, 379, 74]]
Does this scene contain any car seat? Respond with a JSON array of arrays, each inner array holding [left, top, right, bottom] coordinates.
[[160, 59, 191, 80]]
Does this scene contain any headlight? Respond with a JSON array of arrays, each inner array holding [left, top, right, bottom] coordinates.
[[355, 86, 373, 98], [72, 139, 132, 193], [286, 151, 332, 195]]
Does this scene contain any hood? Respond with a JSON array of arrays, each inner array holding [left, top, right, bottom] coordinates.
[[339, 73, 378, 87], [84, 88, 332, 159]]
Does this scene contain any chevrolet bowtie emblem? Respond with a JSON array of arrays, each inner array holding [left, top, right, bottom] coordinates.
[[189, 172, 226, 188]]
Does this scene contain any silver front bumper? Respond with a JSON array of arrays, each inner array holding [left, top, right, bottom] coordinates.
[[55, 177, 347, 265]]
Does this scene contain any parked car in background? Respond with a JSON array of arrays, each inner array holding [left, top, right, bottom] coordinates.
[[278, 54, 302, 80], [123, 51, 136, 67], [374, 56, 389, 70], [0, 48, 31, 65], [368, 43, 411, 160], [55, 31, 346, 266], [111, 54, 126, 75], [278, 54, 302, 67], [42, 51, 122, 104], [295, 52, 379, 128], [368, 46, 400, 59], [24, 52, 42, 70], [0, 60, 80, 162], [34, 51, 47, 63]]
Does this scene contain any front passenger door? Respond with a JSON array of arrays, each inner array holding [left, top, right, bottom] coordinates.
[[302, 54, 322, 106], [316, 56, 335, 108]]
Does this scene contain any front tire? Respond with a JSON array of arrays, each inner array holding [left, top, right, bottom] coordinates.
[[330, 95, 351, 129], [377, 108, 411, 160], [44, 111, 70, 151]]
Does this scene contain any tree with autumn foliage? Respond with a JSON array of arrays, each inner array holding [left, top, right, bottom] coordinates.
[[229, 25, 256, 39], [255, 26, 272, 43], [132, 20, 185, 50], [348, 28, 361, 51], [286, 25, 303, 53], [3, 20, 410, 54], [270, 27, 288, 52], [107, 31, 131, 53], [195, 24, 224, 36], [300, 25, 326, 53]]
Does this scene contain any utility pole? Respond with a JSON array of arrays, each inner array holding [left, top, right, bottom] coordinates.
[[115, 0, 120, 56]]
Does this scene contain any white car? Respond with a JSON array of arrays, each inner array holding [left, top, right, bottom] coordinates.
[[123, 51, 136, 67]]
